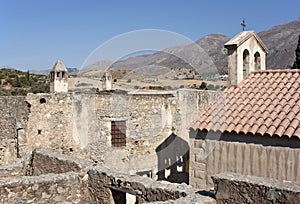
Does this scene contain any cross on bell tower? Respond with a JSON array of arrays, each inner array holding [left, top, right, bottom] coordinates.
[[241, 19, 246, 31]]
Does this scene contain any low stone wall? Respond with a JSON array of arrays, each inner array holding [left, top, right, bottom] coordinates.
[[31, 149, 91, 175], [0, 172, 91, 204], [212, 173, 300, 204], [0, 164, 23, 178], [88, 165, 215, 204]]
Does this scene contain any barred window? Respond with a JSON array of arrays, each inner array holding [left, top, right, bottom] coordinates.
[[111, 121, 126, 147]]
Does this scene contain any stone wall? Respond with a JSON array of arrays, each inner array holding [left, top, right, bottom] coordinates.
[[23, 90, 218, 178], [87, 165, 215, 204], [0, 172, 91, 204], [190, 134, 300, 189], [212, 173, 300, 204], [0, 164, 23, 178], [0, 96, 29, 164], [31, 149, 92, 175], [0, 149, 215, 203], [24, 93, 78, 155]]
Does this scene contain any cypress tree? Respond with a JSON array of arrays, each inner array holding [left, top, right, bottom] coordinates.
[[292, 35, 300, 69]]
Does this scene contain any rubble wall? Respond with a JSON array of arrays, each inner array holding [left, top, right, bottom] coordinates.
[[23, 90, 218, 176], [0, 96, 29, 164], [212, 173, 300, 204], [0, 173, 91, 204]]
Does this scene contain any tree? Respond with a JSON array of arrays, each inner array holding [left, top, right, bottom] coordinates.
[[293, 35, 300, 69]]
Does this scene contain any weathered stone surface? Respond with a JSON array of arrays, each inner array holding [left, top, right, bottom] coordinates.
[[212, 173, 300, 204], [0, 164, 23, 177], [22, 90, 219, 176], [87, 165, 216, 204], [0, 172, 91, 204], [0, 96, 29, 164], [31, 149, 92, 175]]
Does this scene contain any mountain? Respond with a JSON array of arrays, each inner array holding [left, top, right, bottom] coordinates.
[[82, 19, 300, 78], [31, 67, 79, 76], [82, 33, 229, 78], [258, 19, 300, 68]]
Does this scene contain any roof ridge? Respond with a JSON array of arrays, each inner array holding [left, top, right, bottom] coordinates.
[[253, 69, 300, 73]]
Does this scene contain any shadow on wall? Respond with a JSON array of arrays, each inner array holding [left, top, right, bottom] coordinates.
[[155, 133, 189, 184]]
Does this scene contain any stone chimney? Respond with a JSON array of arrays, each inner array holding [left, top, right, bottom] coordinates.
[[102, 72, 112, 91], [49, 60, 68, 93]]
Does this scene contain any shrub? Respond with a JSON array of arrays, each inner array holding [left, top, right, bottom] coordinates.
[[199, 82, 207, 90], [206, 84, 215, 90]]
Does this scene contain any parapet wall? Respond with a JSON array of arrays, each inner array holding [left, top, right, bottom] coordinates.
[[212, 173, 300, 204], [0, 172, 91, 204], [87, 165, 215, 203], [0, 149, 215, 203]]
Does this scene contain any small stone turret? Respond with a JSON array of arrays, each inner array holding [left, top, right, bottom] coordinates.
[[102, 72, 112, 91], [49, 60, 68, 93], [224, 31, 268, 86]]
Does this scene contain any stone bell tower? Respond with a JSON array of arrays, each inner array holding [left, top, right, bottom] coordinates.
[[50, 60, 68, 93], [224, 31, 268, 86]]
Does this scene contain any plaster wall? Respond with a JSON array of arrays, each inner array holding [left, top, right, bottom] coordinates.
[[190, 137, 300, 190]]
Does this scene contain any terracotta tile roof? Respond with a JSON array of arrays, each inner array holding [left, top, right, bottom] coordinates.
[[190, 69, 300, 139]]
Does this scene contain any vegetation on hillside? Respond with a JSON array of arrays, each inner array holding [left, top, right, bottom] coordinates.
[[293, 35, 300, 69], [0, 68, 50, 96]]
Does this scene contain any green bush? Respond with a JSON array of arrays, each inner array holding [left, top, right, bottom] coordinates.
[[206, 84, 215, 90], [19, 76, 30, 86], [199, 82, 207, 90]]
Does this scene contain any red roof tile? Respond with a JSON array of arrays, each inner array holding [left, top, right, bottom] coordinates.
[[190, 69, 300, 139]]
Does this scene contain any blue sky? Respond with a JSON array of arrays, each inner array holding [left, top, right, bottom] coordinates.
[[0, 0, 299, 70]]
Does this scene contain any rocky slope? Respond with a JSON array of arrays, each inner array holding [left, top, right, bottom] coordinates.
[[37, 18, 300, 77], [259, 18, 300, 68]]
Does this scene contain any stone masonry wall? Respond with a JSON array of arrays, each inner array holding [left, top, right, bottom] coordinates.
[[31, 149, 92, 176], [87, 165, 215, 204], [212, 173, 300, 204], [0, 149, 92, 204], [0, 172, 91, 204], [24, 93, 77, 155], [0, 96, 29, 164], [23, 90, 218, 177], [190, 138, 300, 190]]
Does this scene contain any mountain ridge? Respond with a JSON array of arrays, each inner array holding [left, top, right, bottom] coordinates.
[[29, 18, 300, 77]]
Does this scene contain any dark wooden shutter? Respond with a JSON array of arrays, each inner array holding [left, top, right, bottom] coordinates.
[[111, 121, 126, 147]]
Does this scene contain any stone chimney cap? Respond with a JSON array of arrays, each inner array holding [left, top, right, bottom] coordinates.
[[51, 60, 68, 72]]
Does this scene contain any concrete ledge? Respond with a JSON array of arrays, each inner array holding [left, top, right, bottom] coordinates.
[[212, 173, 300, 204]]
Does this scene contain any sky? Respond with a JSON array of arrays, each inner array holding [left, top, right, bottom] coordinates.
[[0, 0, 299, 71]]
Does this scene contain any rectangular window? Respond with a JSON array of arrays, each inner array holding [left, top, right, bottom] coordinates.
[[111, 121, 126, 147]]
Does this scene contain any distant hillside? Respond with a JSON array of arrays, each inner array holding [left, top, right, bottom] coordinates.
[[0, 68, 49, 96], [31, 67, 79, 76], [82, 18, 300, 78], [259, 19, 300, 68]]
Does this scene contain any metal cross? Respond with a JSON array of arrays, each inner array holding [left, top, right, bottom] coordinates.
[[241, 19, 246, 31]]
